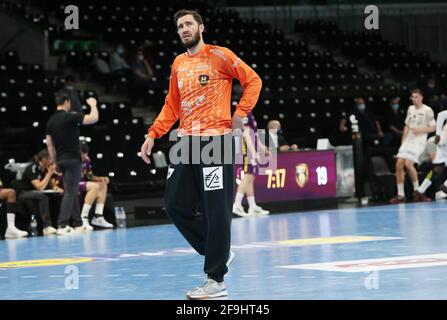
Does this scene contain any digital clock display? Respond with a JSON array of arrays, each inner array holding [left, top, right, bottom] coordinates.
[[234, 150, 337, 203]]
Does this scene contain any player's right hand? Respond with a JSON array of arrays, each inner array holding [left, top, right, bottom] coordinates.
[[86, 97, 97, 107], [47, 163, 56, 175], [140, 136, 155, 164]]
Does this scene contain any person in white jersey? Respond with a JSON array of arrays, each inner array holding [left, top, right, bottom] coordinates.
[[390, 89, 436, 204], [413, 110, 447, 201]]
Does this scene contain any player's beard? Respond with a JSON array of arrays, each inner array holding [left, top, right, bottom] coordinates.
[[181, 30, 201, 49]]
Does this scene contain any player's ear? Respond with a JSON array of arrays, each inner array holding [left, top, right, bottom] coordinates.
[[199, 24, 205, 33]]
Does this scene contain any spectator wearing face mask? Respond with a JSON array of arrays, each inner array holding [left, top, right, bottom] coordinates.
[[265, 120, 298, 152], [382, 97, 406, 148], [110, 43, 130, 74], [423, 78, 439, 108], [131, 49, 155, 88], [130, 49, 156, 105]]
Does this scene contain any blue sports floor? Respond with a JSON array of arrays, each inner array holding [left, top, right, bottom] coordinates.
[[1, 201, 447, 300]]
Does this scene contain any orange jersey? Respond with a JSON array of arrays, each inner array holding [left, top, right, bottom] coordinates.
[[147, 44, 262, 138]]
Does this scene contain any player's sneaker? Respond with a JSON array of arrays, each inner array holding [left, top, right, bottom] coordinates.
[[43, 226, 57, 236], [248, 205, 270, 216], [91, 215, 114, 228], [413, 191, 432, 202], [186, 279, 228, 299], [80, 218, 94, 231], [435, 190, 447, 200], [5, 226, 28, 239], [56, 225, 74, 236], [227, 250, 235, 268], [389, 195, 406, 204], [232, 204, 249, 217], [73, 224, 93, 233]]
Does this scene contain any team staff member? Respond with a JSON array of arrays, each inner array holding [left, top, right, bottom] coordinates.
[[46, 90, 99, 235], [140, 9, 262, 299]]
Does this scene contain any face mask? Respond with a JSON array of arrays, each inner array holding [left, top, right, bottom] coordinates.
[[357, 104, 366, 112], [117, 47, 124, 55], [392, 104, 399, 112]]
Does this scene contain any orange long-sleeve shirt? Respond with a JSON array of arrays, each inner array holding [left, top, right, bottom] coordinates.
[[147, 44, 262, 138]]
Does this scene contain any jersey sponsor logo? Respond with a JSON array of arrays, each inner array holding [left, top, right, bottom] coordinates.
[[195, 95, 205, 106], [196, 64, 209, 70], [181, 100, 193, 108], [203, 166, 223, 191], [198, 74, 210, 86], [295, 163, 309, 188]]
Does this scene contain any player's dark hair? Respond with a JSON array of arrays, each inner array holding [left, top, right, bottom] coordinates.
[[411, 89, 424, 96], [174, 9, 203, 28], [54, 89, 71, 106], [36, 149, 49, 161]]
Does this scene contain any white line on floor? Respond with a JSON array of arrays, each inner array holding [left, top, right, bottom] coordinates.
[[20, 276, 38, 278], [131, 274, 149, 277]]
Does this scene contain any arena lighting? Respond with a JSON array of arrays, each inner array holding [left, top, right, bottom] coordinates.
[[96, 153, 103, 159], [150, 169, 156, 174], [0, 107, 6, 112], [86, 137, 91, 142], [105, 135, 111, 141], [42, 106, 47, 111], [125, 135, 131, 141], [32, 122, 39, 127], [113, 119, 119, 124], [108, 172, 115, 177], [137, 152, 141, 157], [117, 153, 124, 158], [130, 171, 137, 176], [20, 106, 27, 111]]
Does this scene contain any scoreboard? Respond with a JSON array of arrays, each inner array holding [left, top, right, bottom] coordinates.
[[234, 150, 337, 203]]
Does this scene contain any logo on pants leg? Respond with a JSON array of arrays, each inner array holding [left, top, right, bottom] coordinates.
[[203, 166, 223, 191]]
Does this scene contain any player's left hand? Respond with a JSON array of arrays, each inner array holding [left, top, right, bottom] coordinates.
[[232, 114, 244, 136]]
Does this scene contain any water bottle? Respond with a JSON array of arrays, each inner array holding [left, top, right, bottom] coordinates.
[[114, 207, 126, 228], [119, 207, 127, 228], [114, 207, 122, 228], [30, 214, 38, 237]]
